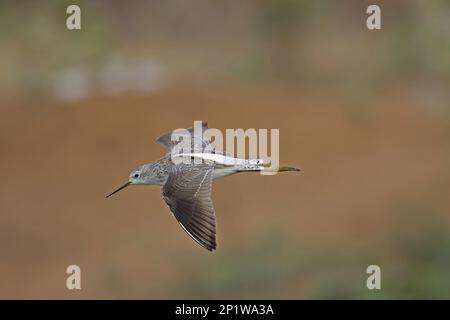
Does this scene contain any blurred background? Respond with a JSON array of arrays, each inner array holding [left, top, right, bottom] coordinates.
[[1, 0, 450, 299]]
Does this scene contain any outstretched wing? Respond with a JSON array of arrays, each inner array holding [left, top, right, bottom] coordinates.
[[157, 122, 211, 154], [161, 163, 217, 251]]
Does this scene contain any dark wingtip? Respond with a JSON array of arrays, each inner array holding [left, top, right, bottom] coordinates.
[[203, 241, 216, 252]]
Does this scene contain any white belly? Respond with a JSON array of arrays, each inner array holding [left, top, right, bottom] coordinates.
[[173, 153, 263, 166], [172, 153, 264, 180]]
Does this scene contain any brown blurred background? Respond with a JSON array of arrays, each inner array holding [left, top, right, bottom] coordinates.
[[1, 0, 450, 299]]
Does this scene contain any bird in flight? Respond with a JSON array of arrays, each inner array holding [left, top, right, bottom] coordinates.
[[106, 122, 299, 251]]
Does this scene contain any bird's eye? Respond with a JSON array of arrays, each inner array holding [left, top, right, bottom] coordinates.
[[134, 173, 139, 178]]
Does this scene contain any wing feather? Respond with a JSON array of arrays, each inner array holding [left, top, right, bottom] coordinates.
[[157, 122, 211, 154], [162, 164, 217, 251]]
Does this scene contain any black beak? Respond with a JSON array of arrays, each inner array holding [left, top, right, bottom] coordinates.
[[106, 181, 131, 198]]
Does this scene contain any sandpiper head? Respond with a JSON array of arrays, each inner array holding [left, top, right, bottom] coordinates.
[[106, 164, 159, 198], [105, 166, 144, 198], [128, 166, 148, 185]]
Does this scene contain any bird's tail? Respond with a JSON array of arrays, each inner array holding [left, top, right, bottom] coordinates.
[[277, 166, 300, 172], [237, 162, 300, 173], [259, 165, 300, 173]]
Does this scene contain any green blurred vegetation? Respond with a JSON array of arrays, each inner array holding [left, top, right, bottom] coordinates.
[[167, 215, 450, 299], [0, 0, 449, 104]]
